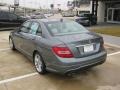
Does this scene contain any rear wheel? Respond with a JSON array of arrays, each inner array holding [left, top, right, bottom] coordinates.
[[34, 52, 46, 74], [9, 38, 16, 50]]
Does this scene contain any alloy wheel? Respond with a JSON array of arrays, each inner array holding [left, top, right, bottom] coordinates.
[[34, 53, 42, 73]]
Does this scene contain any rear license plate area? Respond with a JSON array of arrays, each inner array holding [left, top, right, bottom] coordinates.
[[83, 44, 94, 53]]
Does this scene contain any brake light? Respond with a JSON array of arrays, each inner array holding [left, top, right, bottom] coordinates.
[[52, 45, 73, 58]]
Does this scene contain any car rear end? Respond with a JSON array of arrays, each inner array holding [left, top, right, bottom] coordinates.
[[50, 34, 106, 74], [43, 20, 107, 74]]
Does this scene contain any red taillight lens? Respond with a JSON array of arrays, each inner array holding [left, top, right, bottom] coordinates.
[[52, 45, 74, 58]]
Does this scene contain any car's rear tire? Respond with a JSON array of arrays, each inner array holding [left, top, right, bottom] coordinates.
[[9, 37, 16, 50], [34, 52, 46, 74]]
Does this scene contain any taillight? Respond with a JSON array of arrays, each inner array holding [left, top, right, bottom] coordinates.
[[52, 45, 74, 58]]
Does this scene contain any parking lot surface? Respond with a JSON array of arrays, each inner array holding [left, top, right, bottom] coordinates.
[[0, 31, 120, 90]]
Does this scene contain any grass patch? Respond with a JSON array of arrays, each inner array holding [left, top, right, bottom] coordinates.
[[92, 26, 120, 37]]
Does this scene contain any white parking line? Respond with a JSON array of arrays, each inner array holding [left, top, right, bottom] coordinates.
[[0, 51, 119, 85], [0, 48, 10, 52], [0, 72, 38, 84], [107, 51, 120, 56], [105, 43, 120, 48], [0, 46, 119, 84]]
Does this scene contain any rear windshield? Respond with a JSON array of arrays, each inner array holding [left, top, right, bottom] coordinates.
[[45, 21, 88, 36]]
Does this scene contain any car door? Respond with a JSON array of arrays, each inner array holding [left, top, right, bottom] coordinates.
[[22, 21, 40, 57], [13, 21, 31, 51]]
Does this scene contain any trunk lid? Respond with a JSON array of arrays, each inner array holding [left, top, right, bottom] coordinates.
[[53, 32, 103, 58]]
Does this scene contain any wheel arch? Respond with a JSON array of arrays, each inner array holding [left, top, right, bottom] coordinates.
[[33, 50, 47, 74], [9, 35, 16, 50], [9, 35, 14, 42], [33, 50, 44, 63], [9, 35, 12, 40], [33, 50, 38, 61]]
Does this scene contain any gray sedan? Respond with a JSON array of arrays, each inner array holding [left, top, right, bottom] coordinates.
[[9, 19, 107, 75]]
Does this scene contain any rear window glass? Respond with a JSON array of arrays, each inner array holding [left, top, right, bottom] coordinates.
[[45, 21, 88, 36]]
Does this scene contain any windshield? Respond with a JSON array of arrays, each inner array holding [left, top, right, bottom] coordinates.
[[45, 21, 88, 36]]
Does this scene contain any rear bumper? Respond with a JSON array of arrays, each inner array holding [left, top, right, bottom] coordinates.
[[65, 57, 105, 74], [47, 51, 107, 74]]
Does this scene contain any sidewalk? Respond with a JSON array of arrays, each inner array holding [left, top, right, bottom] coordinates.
[[88, 23, 120, 30], [100, 34, 120, 47]]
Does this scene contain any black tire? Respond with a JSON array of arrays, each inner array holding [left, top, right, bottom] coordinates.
[[34, 52, 46, 74], [9, 37, 16, 50]]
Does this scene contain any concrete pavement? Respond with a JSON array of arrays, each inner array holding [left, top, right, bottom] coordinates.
[[0, 14, 120, 90], [0, 31, 120, 90], [0, 53, 120, 90]]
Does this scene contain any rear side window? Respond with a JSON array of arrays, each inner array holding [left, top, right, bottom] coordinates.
[[20, 21, 31, 33], [29, 22, 39, 35]]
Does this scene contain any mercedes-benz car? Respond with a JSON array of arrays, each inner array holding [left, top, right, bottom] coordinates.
[[9, 19, 107, 75]]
